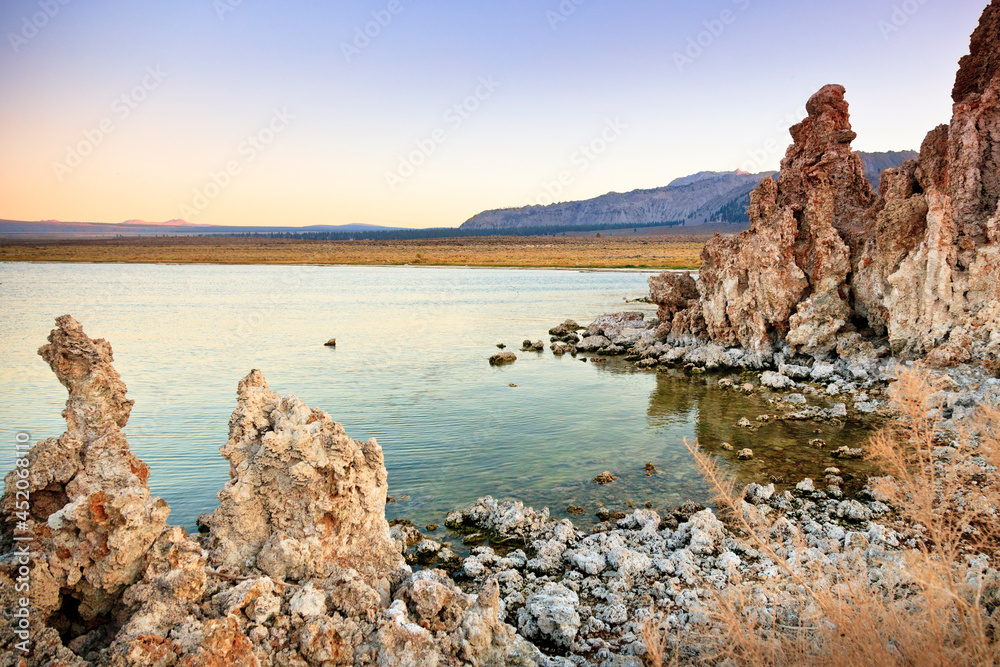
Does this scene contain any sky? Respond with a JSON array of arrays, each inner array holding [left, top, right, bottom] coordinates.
[[0, 0, 990, 229]]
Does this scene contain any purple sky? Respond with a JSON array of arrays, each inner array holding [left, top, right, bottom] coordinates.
[[0, 0, 989, 228]]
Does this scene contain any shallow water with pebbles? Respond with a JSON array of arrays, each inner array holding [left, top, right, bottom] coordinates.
[[0, 263, 873, 535]]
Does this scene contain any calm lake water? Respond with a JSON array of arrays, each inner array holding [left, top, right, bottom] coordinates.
[[0, 263, 871, 532]]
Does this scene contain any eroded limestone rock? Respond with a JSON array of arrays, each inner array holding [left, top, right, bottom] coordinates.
[[207, 369, 406, 592]]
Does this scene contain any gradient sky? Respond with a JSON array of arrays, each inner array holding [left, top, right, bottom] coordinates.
[[0, 0, 989, 229]]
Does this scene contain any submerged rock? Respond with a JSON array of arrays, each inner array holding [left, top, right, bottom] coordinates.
[[593, 471, 618, 485]]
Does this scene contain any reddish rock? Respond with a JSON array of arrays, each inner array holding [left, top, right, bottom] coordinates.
[[648, 271, 699, 324], [178, 618, 259, 667], [696, 85, 873, 355]]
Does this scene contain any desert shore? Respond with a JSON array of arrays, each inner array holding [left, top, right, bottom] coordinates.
[[0, 235, 709, 270]]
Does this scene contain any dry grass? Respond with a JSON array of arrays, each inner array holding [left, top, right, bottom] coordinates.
[[642, 612, 678, 667], [0, 234, 711, 269], [646, 368, 1000, 666]]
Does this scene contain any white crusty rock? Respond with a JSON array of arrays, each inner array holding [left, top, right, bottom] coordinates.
[[796, 478, 816, 493], [446, 496, 555, 542], [564, 547, 607, 576], [517, 582, 581, 649], [675, 509, 726, 555], [761, 371, 796, 390], [576, 335, 611, 352], [380, 577, 540, 666], [208, 369, 406, 588]]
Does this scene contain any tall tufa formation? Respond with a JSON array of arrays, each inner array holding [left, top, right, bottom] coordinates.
[[207, 369, 407, 590], [652, 0, 1000, 364], [663, 84, 876, 356], [0, 315, 170, 620], [855, 0, 1000, 360]]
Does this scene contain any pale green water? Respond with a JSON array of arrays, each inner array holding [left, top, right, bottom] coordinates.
[[0, 263, 872, 532]]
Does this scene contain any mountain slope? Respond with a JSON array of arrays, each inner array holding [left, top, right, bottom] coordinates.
[[461, 151, 916, 230], [860, 150, 919, 186]]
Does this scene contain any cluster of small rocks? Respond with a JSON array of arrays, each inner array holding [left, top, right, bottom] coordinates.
[[435, 483, 918, 665], [561, 308, 905, 419]]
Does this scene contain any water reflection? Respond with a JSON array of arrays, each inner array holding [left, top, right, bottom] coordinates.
[[647, 367, 876, 499]]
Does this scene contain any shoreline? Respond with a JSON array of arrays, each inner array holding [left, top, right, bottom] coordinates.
[[0, 234, 709, 271]]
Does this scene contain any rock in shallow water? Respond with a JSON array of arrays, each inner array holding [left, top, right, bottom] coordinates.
[[761, 371, 796, 389], [594, 471, 618, 485], [208, 369, 405, 587], [490, 351, 518, 366]]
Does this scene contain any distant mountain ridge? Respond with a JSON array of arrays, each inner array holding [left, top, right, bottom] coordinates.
[[461, 151, 917, 230], [0, 220, 404, 238], [3, 151, 917, 239], [119, 219, 195, 227]]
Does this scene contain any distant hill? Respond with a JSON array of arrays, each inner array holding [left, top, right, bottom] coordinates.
[[0, 220, 405, 239], [460, 151, 917, 231], [3, 151, 918, 240], [120, 219, 195, 227]]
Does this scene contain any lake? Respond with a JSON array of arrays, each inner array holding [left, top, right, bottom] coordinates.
[[0, 263, 871, 533]]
